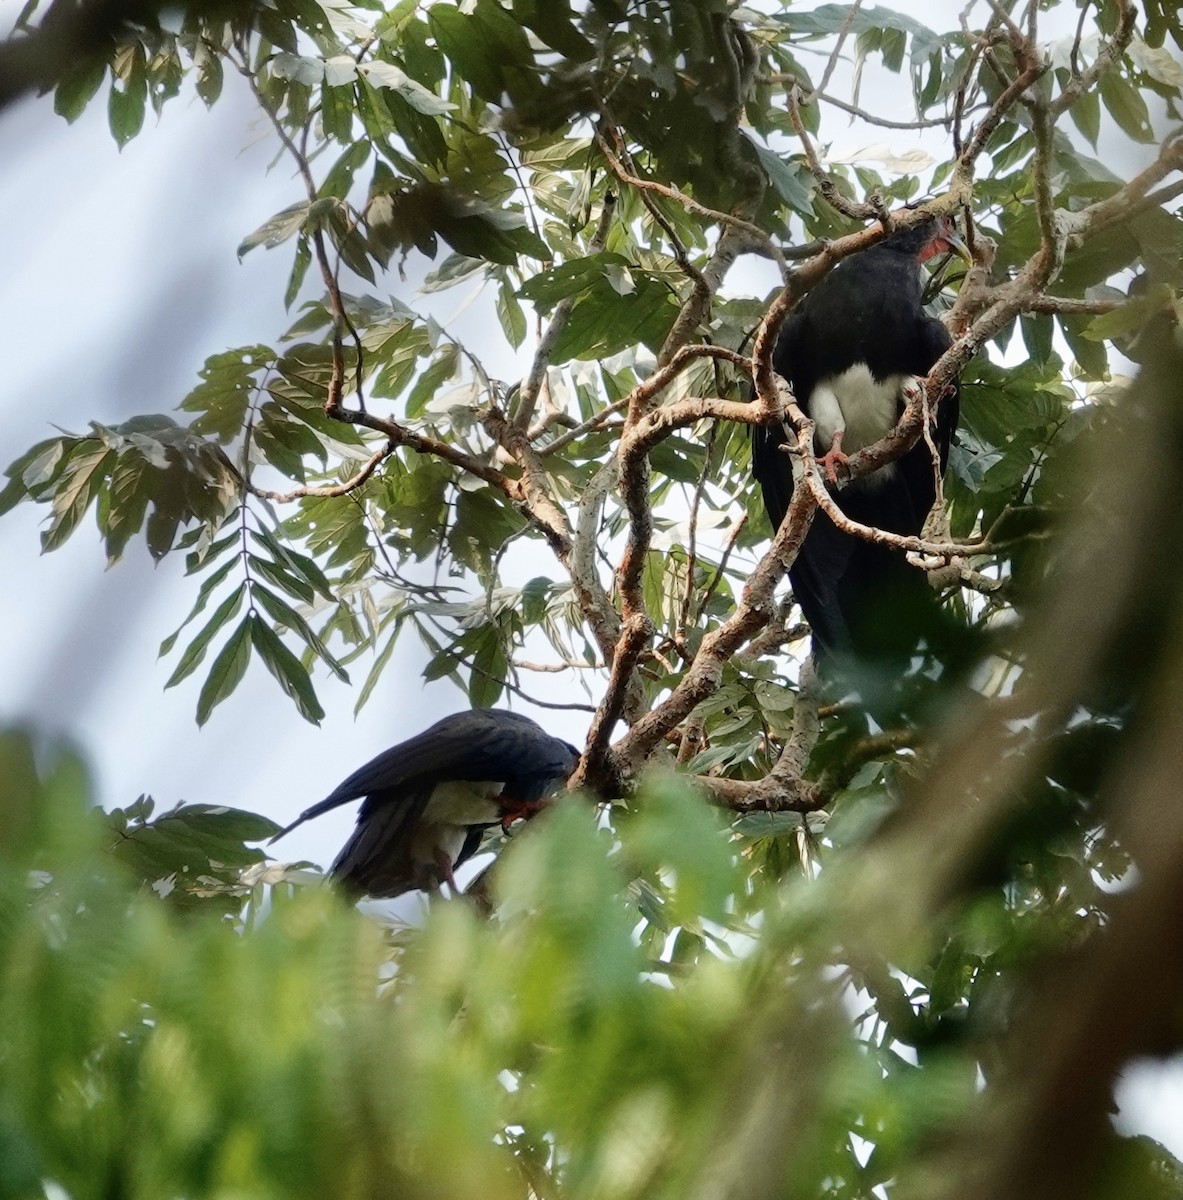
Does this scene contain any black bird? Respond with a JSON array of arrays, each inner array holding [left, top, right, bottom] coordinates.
[[274, 709, 581, 898], [752, 216, 970, 664]]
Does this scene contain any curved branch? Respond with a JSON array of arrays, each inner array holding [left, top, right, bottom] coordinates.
[[594, 131, 785, 269], [247, 440, 394, 504]]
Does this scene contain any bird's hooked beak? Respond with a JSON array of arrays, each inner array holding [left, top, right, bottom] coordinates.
[[934, 220, 972, 266]]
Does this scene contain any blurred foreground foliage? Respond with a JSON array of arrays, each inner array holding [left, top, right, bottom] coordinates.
[[4, 724, 1183, 1200]]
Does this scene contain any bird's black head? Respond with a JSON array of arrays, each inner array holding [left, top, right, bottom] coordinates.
[[884, 215, 972, 265]]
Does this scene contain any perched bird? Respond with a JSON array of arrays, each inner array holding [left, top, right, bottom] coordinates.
[[752, 216, 970, 664], [274, 709, 580, 899]]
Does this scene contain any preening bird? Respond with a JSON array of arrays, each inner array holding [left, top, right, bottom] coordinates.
[[273, 708, 581, 899], [752, 216, 970, 664]]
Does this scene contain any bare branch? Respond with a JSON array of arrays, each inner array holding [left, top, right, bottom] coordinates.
[[1026, 295, 1120, 316], [578, 612, 654, 791], [594, 131, 784, 268], [766, 73, 955, 129], [539, 399, 630, 456], [660, 225, 770, 364], [957, 58, 1046, 170], [247, 440, 394, 504], [614, 391, 818, 772], [789, 86, 884, 222], [627, 345, 752, 424], [515, 658, 606, 672], [571, 461, 626, 663], [802, 0, 863, 104]]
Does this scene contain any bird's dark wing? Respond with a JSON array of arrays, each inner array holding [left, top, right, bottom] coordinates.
[[751, 422, 794, 534], [328, 783, 437, 897], [789, 514, 855, 658], [274, 709, 577, 840]]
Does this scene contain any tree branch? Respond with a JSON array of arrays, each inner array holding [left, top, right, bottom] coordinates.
[[513, 194, 616, 431]]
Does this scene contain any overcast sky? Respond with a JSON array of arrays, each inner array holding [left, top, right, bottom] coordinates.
[[1, 0, 1179, 1153]]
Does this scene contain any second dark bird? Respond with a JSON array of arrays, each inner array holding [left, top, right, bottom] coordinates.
[[273, 708, 580, 899], [752, 216, 970, 666]]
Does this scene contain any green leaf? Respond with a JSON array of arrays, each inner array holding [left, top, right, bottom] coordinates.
[[54, 58, 106, 123], [196, 54, 223, 107], [249, 553, 316, 604], [249, 614, 325, 724], [319, 141, 372, 200], [0, 439, 60, 516], [165, 583, 246, 690], [359, 60, 455, 115], [250, 525, 337, 602], [405, 344, 461, 418], [354, 621, 401, 714], [238, 202, 314, 259], [180, 346, 272, 443], [429, 3, 505, 102], [195, 616, 253, 726], [285, 236, 313, 309], [1082, 285, 1174, 341], [41, 445, 113, 553], [252, 586, 349, 682], [624, 774, 734, 925], [469, 628, 507, 707], [511, 0, 594, 59], [1060, 313, 1110, 378], [496, 278, 528, 349], [1098, 72, 1155, 144], [159, 554, 241, 658], [1068, 87, 1101, 148], [1020, 313, 1054, 367], [753, 142, 815, 213], [108, 73, 146, 149]]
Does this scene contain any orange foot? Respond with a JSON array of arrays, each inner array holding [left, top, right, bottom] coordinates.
[[818, 430, 848, 485]]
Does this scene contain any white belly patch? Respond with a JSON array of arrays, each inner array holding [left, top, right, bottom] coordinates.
[[422, 779, 503, 826], [811, 365, 907, 484]]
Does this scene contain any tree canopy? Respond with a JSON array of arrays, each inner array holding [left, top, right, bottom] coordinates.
[[4, 1, 1183, 1197]]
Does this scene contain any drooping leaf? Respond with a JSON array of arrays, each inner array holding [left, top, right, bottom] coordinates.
[[195, 615, 254, 726]]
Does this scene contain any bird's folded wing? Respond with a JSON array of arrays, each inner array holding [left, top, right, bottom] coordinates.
[[273, 710, 572, 840], [328, 783, 435, 897]]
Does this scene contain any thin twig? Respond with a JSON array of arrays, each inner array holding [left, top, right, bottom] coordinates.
[[679, 423, 718, 637], [513, 194, 616, 431], [594, 131, 784, 269], [765, 74, 954, 129], [802, 0, 862, 104], [247, 441, 394, 504], [1053, 0, 1137, 117], [788, 85, 880, 222]]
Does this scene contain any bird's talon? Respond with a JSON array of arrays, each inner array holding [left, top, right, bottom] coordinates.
[[818, 443, 849, 485]]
